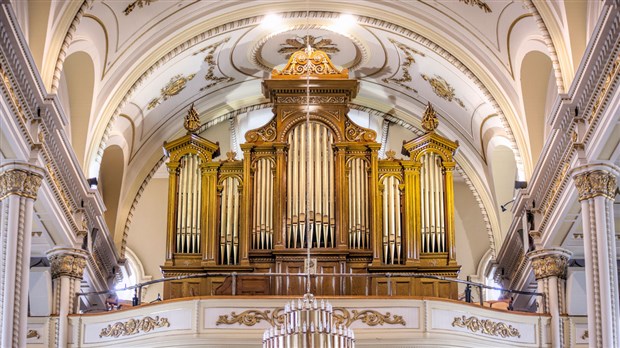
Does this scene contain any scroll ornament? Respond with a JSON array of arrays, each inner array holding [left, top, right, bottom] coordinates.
[[452, 315, 520, 338], [573, 170, 617, 201], [0, 169, 43, 200], [271, 48, 348, 79], [99, 316, 170, 338], [345, 118, 377, 142], [245, 118, 277, 143], [216, 307, 405, 328]]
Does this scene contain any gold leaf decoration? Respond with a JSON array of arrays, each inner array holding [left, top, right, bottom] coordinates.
[[27, 330, 39, 339], [421, 74, 465, 109], [216, 307, 405, 328], [272, 48, 348, 79], [421, 102, 439, 132], [124, 0, 156, 15], [147, 73, 196, 110], [184, 104, 200, 133], [196, 38, 235, 91], [382, 38, 425, 93], [452, 315, 520, 338], [279, 35, 340, 58], [99, 316, 170, 338], [458, 0, 492, 13]]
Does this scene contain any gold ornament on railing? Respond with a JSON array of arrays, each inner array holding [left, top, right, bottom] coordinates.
[[451, 315, 520, 338]]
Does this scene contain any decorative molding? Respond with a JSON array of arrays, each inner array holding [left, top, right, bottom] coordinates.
[[382, 38, 425, 93], [275, 96, 346, 104], [279, 35, 339, 58], [0, 168, 43, 200], [26, 330, 39, 339], [458, 0, 492, 13], [99, 316, 170, 338], [582, 330, 589, 340], [421, 74, 465, 108], [147, 73, 196, 110], [245, 118, 277, 143], [452, 315, 520, 338], [573, 169, 618, 201], [198, 38, 234, 91], [216, 307, 405, 328], [271, 48, 348, 78], [47, 248, 89, 279], [344, 118, 377, 142], [124, 0, 156, 15]]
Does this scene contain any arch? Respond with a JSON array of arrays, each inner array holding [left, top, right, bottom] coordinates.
[[519, 50, 553, 166], [116, 247, 153, 301], [62, 51, 95, 169], [99, 145, 125, 240]]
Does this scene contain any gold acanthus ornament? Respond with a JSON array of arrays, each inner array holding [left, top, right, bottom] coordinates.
[[573, 169, 618, 201], [48, 251, 88, 279], [271, 47, 348, 79], [529, 251, 570, 280], [452, 315, 520, 338], [421, 74, 465, 108], [421, 103, 439, 132], [0, 168, 43, 200], [99, 316, 170, 338]]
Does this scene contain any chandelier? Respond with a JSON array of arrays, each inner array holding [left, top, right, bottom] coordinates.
[[262, 293, 355, 347]]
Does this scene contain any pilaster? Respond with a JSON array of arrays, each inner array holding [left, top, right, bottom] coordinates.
[[46, 247, 89, 348], [571, 163, 620, 348], [0, 162, 43, 348]]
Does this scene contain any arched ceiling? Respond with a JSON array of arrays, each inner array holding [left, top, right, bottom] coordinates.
[[25, 0, 569, 253]]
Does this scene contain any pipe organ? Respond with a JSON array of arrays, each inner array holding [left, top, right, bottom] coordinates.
[[161, 49, 460, 300]]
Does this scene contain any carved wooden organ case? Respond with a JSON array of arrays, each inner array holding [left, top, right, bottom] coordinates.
[[161, 49, 460, 299]]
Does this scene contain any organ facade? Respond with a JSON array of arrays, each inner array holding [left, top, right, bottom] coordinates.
[[161, 48, 460, 299]]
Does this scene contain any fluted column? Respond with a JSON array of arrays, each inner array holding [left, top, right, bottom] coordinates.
[[528, 248, 571, 348], [0, 162, 43, 348], [571, 163, 619, 348], [47, 247, 88, 348]]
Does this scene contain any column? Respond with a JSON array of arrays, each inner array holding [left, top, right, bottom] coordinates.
[[47, 247, 88, 348], [0, 162, 43, 347], [528, 247, 571, 348], [572, 163, 619, 348]]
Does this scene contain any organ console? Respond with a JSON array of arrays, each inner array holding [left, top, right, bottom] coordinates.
[[161, 48, 460, 299]]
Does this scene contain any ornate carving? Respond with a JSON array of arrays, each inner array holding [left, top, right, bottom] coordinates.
[[184, 104, 201, 133], [216, 307, 404, 328], [452, 315, 520, 338], [47, 249, 88, 279], [345, 118, 377, 142], [382, 38, 425, 93], [275, 96, 346, 104], [385, 150, 397, 160], [99, 316, 170, 338], [26, 330, 39, 339], [271, 48, 348, 79], [124, 0, 156, 15], [279, 35, 339, 58], [421, 74, 465, 108], [590, 55, 620, 122], [225, 150, 237, 162], [573, 169, 617, 201], [200, 37, 235, 91], [0, 168, 43, 200], [529, 250, 570, 279], [147, 73, 196, 110], [458, 0, 492, 13], [245, 118, 277, 143], [421, 103, 439, 132]]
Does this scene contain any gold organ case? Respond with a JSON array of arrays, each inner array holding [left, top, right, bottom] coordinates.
[[161, 49, 460, 299]]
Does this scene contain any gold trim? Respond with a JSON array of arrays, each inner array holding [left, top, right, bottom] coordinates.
[[573, 169, 617, 201], [458, 0, 492, 13], [452, 315, 520, 338], [216, 307, 405, 327], [0, 168, 43, 200], [382, 38, 425, 93], [124, 0, 157, 15], [99, 316, 170, 338], [421, 74, 465, 109], [420, 102, 439, 132], [147, 73, 197, 110], [271, 48, 348, 79], [26, 330, 39, 339]]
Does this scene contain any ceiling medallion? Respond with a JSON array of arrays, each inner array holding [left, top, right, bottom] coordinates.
[[421, 74, 465, 109], [382, 38, 425, 93], [123, 0, 156, 16], [279, 35, 339, 58], [458, 0, 492, 13], [147, 73, 196, 110]]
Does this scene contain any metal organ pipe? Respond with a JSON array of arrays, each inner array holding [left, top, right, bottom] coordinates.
[[381, 176, 402, 264], [176, 154, 202, 254]]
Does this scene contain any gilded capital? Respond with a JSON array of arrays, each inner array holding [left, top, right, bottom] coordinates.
[[573, 169, 617, 201], [528, 248, 571, 280], [47, 247, 89, 280], [0, 167, 43, 200]]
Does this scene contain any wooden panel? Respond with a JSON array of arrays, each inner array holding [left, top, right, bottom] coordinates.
[[346, 264, 369, 296], [316, 263, 340, 296], [282, 263, 305, 296]]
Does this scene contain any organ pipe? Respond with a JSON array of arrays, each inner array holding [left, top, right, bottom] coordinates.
[[175, 154, 202, 254], [381, 175, 403, 264], [219, 176, 241, 265], [419, 152, 446, 253], [252, 158, 274, 250]]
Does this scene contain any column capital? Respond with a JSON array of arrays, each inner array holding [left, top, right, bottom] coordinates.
[[46, 247, 89, 280], [0, 162, 44, 200], [571, 162, 619, 201], [527, 248, 572, 280]]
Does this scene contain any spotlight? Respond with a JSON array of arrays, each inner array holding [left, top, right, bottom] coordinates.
[[514, 181, 527, 189], [87, 177, 98, 189], [500, 199, 515, 212]]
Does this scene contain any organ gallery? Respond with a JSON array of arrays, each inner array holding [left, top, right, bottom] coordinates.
[[161, 48, 460, 299]]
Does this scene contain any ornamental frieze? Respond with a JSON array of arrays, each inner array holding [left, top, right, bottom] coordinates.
[[573, 169, 617, 201], [452, 315, 520, 338], [0, 168, 43, 200], [47, 249, 88, 279], [99, 316, 170, 338]]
